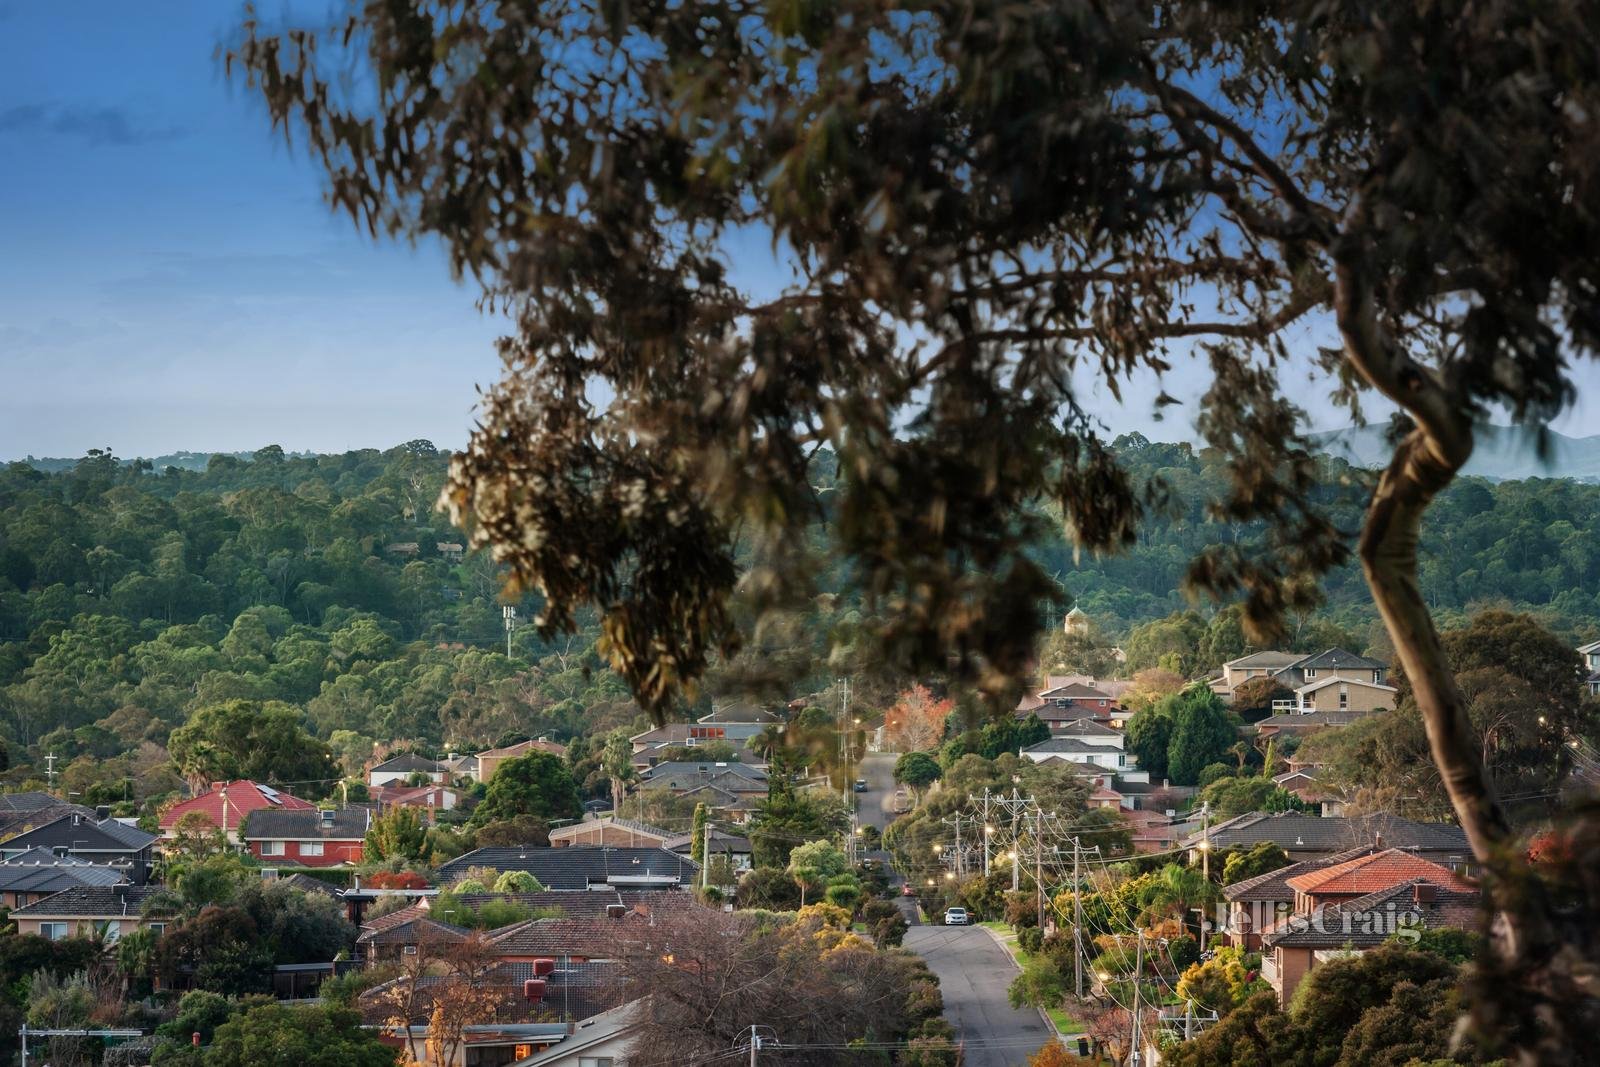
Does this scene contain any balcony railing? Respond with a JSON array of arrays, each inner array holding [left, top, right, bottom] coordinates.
[[1271, 699, 1299, 713], [1261, 953, 1281, 989]]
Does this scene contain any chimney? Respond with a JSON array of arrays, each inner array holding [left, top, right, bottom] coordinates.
[[211, 781, 227, 793], [94, 806, 111, 821], [606, 903, 627, 919], [1413, 882, 1437, 904]]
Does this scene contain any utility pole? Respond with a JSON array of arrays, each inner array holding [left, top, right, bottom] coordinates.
[[1200, 802, 1211, 882], [1072, 836, 1084, 999], [969, 788, 994, 876], [1034, 806, 1045, 930], [1184, 998, 1195, 1042], [44, 753, 56, 796], [703, 821, 712, 891], [1010, 787, 1021, 893], [748, 1024, 759, 1066], [1130, 929, 1146, 1066]]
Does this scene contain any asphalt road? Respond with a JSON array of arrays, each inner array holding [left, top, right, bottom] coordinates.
[[905, 925, 1054, 1067], [854, 751, 901, 830]]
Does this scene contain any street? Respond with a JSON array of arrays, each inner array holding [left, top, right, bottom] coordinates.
[[854, 751, 901, 830], [904, 925, 1055, 1067]]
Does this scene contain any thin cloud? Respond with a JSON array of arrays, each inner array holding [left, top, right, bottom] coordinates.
[[0, 102, 185, 147]]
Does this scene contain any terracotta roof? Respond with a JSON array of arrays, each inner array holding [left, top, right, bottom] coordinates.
[[357, 914, 470, 945], [1222, 847, 1376, 902], [1286, 848, 1474, 896], [1264, 880, 1480, 948], [160, 781, 314, 830]]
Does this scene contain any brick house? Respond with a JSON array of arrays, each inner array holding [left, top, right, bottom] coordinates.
[[243, 808, 369, 867], [10, 884, 172, 943]]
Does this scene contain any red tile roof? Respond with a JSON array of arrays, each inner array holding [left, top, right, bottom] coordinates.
[[159, 781, 315, 831], [1285, 848, 1474, 896]]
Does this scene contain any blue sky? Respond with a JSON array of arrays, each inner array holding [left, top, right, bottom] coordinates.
[[0, 3, 1594, 462]]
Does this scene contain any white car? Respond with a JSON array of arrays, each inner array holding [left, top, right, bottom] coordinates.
[[943, 907, 969, 926]]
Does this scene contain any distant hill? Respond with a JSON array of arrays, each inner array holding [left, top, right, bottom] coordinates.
[[1311, 424, 1600, 483], [15, 450, 317, 473]]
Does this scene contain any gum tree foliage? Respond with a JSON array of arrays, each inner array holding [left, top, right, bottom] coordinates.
[[230, 1, 1600, 1053]]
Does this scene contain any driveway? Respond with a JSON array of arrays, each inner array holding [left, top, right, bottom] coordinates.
[[904, 925, 1054, 1067]]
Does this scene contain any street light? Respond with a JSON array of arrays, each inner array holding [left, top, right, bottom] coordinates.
[[932, 843, 943, 853], [944, 872, 955, 881]]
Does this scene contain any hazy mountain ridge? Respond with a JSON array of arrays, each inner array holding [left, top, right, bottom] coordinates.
[[1311, 424, 1600, 483]]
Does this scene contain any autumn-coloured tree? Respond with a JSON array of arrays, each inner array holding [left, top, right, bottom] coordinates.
[[883, 685, 952, 753]]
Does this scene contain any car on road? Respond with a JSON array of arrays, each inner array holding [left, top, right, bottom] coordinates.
[[892, 789, 910, 813], [853, 778, 869, 792], [943, 907, 969, 926]]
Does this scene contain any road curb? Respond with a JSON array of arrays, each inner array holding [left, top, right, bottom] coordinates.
[[976, 924, 1061, 1044]]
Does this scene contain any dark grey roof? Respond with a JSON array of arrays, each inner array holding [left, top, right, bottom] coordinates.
[[280, 873, 341, 896], [1283, 648, 1387, 672], [10, 884, 168, 918], [370, 753, 443, 773], [662, 829, 751, 853], [2, 813, 155, 853], [437, 847, 699, 891], [1263, 881, 1480, 949], [0, 792, 70, 813], [93, 818, 159, 850], [1183, 812, 1469, 854], [0, 849, 126, 894], [243, 808, 369, 840]]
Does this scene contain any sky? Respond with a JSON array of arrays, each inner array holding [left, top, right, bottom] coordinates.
[[0, 3, 1595, 462]]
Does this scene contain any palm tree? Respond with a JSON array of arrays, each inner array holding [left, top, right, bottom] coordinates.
[[1140, 864, 1219, 941]]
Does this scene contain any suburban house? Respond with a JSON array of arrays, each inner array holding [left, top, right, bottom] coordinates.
[[629, 721, 769, 758], [437, 847, 699, 891], [368, 753, 447, 788], [1580, 639, 1600, 696], [436, 541, 465, 560], [0, 812, 157, 884], [1015, 676, 1135, 726], [477, 739, 570, 783], [1213, 651, 1304, 695], [1271, 767, 1342, 815], [510, 1001, 643, 1066], [0, 848, 127, 909], [1220, 846, 1377, 950], [548, 818, 673, 850], [160, 780, 315, 845], [356, 904, 469, 963], [1269, 648, 1389, 690], [1020, 736, 1137, 773], [376, 783, 472, 821], [1259, 850, 1478, 1003], [664, 828, 753, 873], [10, 884, 172, 942], [1179, 811, 1473, 871], [243, 808, 369, 867]]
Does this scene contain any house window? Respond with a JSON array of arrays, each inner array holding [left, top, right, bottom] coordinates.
[[1338, 685, 1349, 710], [1372, 670, 1382, 683], [148, 923, 166, 936], [579, 1058, 615, 1067], [101, 921, 122, 944], [403, 945, 418, 955], [40, 923, 68, 941], [1305, 668, 1316, 678], [260, 841, 286, 857], [300, 841, 325, 857]]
